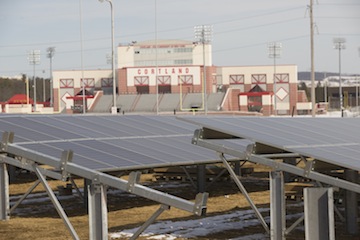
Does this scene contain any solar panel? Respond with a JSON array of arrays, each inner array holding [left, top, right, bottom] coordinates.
[[179, 116, 360, 171], [0, 114, 247, 172]]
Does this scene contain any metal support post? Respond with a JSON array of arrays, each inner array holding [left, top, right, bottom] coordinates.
[[8, 164, 16, 183], [130, 204, 170, 240], [10, 179, 40, 214], [88, 182, 108, 240], [304, 187, 335, 240], [181, 166, 197, 189], [197, 164, 206, 193], [344, 169, 358, 235], [283, 158, 296, 183], [33, 165, 80, 240], [219, 153, 270, 234], [270, 171, 285, 240], [234, 161, 241, 176], [84, 178, 90, 209], [285, 215, 304, 235], [0, 162, 9, 220]]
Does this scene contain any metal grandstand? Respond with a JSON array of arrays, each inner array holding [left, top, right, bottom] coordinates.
[[92, 93, 226, 113]]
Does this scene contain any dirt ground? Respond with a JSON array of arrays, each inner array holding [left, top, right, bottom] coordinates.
[[0, 165, 359, 240]]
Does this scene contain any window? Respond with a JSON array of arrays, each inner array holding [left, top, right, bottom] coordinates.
[[174, 59, 193, 65], [157, 76, 171, 85], [81, 78, 95, 88], [174, 47, 192, 53], [134, 76, 149, 86], [251, 74, 266, 84], [101, 78, 113, 87], [178, 75, 193, 85], [275, 73, 289, 83], [229, 75, 244, 85], [60, 79, 74, 88]]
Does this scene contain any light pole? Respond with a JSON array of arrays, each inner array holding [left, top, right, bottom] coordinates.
[[28, 50, 40, 112], [99, 0, 117, 114], [268, 42, 282, 115], [194, 25, 212, 115], [47, 47, 55, 107], [357, 47, 360, 112], [333, 38, 346, 117], [309, 0, 315, 117]]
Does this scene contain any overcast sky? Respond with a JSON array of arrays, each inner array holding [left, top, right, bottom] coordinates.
[[0, 0, 359, 79]]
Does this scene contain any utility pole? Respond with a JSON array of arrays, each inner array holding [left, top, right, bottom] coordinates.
[[28, 50, 40, 112], [47, 47, 55, 107], [310, 0, 316, 117], [195, 25, 212, 115], [333, 38, 346, 117], [268, 42, 282, 115]]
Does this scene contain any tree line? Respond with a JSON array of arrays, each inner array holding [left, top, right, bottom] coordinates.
[[0, 75, 50, 102]]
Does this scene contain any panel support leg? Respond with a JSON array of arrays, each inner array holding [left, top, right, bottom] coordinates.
[[88, 182, 108, 240], [33, 165, 80, 240], [345, 169, 358, 235], [304, 187, 335, 240], [234, 161, 241, 176], [197, 164, 206, 193], [84, 178, 90, 210], [219, 153, 270, 234], [10, 179, 40, 214], [283, 158, 296, 183], [270, 171, 285, 240], [130, 204, 170, 240], [0, 162, 9, 220]]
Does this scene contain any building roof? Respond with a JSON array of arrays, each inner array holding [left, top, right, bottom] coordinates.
[[132, 39, 194, 47], [6, 94, 33, 104]]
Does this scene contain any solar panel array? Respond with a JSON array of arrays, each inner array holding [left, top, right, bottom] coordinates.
[[179, 116, 360, 171], [0, 114, 247, 172]]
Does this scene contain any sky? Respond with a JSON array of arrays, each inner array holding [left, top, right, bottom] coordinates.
[[0, 0, 359, 79]]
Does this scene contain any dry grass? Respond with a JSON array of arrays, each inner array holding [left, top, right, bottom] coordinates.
[[1, 166, 358, 240]]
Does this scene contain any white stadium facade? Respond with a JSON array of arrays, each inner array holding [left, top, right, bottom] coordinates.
[[52, 39, 310, 116]]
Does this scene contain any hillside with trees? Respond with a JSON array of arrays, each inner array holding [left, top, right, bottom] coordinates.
[[0, 75, 50, 103]]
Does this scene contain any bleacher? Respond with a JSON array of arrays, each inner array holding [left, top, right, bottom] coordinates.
[[92, 95, 112, 113], [181, 93, 203, 110], [92, 92, 225, 113], [117, 95, 138, 112], [207, 92, 225, 111], [158, 93, 180, 112], [133, 94, 158, 112]]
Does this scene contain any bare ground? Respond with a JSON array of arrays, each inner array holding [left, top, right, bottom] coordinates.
[[0, 166, 359, 240]]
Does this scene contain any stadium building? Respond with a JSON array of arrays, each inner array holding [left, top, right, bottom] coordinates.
[[52, 39, 309, 115]]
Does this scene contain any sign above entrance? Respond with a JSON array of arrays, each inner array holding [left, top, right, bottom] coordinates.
[[136, 67, 191, 75]]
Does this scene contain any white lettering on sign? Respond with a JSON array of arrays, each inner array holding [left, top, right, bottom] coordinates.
[[137, 67, 190, 75]]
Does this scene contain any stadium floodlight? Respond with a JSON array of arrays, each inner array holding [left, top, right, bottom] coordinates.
[[28, 50, 40, 112], [358, 47, 360, 110], [47, 47, 55, 107], [98, 0, 117, 114], [333, 37, 346, 117], [194, 25, 213, 115], [268, 42, 282, 115]]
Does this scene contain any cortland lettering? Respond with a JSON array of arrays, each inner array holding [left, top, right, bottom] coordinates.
[[137, 68, 190, 75]]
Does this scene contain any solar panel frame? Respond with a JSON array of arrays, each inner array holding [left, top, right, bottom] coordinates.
[[179, 116, 360, 171], [0, 114, 248, 172]]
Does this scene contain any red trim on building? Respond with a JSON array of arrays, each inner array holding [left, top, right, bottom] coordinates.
[[66, 96, 94, 100], [239, 91, 273, 97]]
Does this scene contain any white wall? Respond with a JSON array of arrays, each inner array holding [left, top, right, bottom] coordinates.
[[219, 65, 298, 85], [53, 69, 112, 89]]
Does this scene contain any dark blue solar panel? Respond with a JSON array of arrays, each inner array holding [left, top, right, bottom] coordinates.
[[179, 116, 360, 171], [1, 114, 234, 171]]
